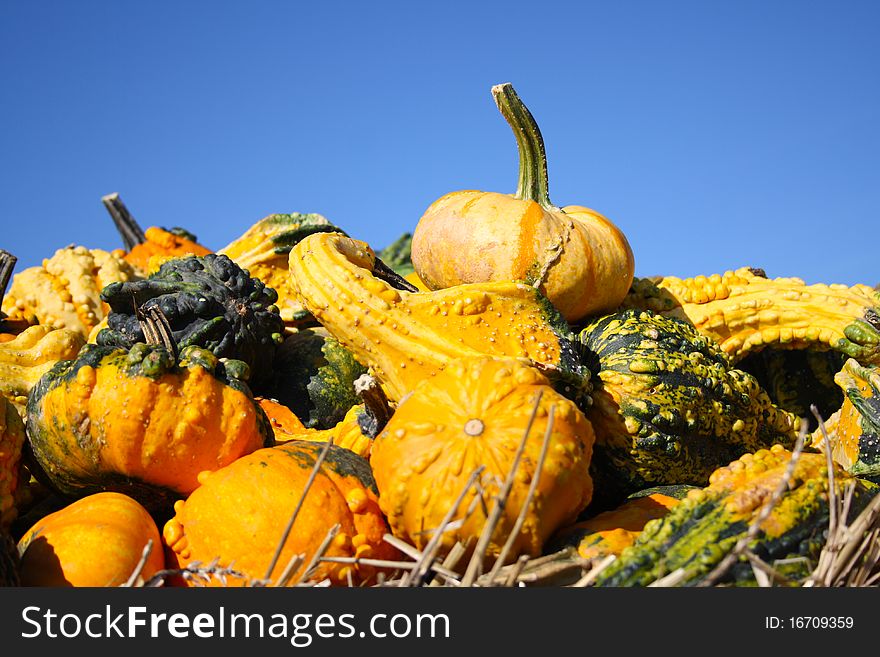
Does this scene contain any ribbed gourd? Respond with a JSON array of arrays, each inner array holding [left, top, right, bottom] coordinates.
[[96, 253, 284, 390], [17, 492, 165, 587], [622, 267, 880, 365], [218, 212, 343, 329], [811, 359, 880, 478], [288, 232, 588, 403], [370, 357, 595, 561], [1, 245, 140, 338], [0, 396, 25, 530], [27, 342, 273, 511], [578, 309, 799, 501], [593, 445, 878, 587], [163, 440, 400, 586]]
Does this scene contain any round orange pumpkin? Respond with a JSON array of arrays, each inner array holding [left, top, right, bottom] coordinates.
[[17, 491, 164, 586], [370, 356, 595, 561], [163, 440, 399, 586], [410, 84, 634, 323]]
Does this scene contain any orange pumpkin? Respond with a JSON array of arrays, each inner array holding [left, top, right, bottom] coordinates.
[[163, 441, 399, 586], [370, 357, 595, 561], [102, 193, 212, 274], [17, 492, 164, 586]]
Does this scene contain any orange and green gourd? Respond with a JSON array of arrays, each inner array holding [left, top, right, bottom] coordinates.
[[26, 342, 273, 511], [578, 309, 799, 500], [0, 396, 25, 530], [162, 440, 400, 586], [218, 212, 344, 329], [288, 232, 589, 403], [811, 358, 880, 478], [592, 445, 878, 586], [549, 491, 683, 560], [410, 83, 634, 323], [267, 327, 367, 429], [1, 245, 140, 339], [96, 253, 284, 391], [17, 491, 165, 587], [102, 193, 212, 274], [370, 356, 595, 561], [622, 267, 880, 366]]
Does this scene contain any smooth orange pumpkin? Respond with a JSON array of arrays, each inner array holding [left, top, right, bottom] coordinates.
[[410, 83, 634, 322], [163, 441, 399, 586], [17, 492, 164, 586]]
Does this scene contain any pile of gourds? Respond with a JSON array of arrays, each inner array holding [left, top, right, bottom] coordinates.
[[1, 82, 878, 588]]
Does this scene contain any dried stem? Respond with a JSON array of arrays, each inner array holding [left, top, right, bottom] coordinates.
[[102, 192, 146, 250], [264, 439, 334, 581]]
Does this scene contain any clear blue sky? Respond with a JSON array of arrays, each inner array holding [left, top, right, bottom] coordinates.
[[2, 1, 878, 286]]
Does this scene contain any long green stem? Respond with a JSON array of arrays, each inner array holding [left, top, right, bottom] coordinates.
[[491, 83, 556, 210]]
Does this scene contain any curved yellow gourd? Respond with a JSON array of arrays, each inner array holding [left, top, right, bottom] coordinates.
[[288, 232, 582, 402]]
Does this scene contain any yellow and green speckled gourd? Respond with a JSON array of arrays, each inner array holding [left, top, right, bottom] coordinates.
[[811, 358, 880, 478], [26, 342, 273, 511], [288, 232, 588, 403], [592, 445, 878, 587], [578, 309, 799, 501], [1, 245, 140, 338], [218, 212, 343, 329], [0, 396, 25, 530], [622, 267, 880, 366], [370, 356, 595, 561]]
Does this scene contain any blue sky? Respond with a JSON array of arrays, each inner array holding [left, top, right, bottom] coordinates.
[[2, 1, 878, 286]]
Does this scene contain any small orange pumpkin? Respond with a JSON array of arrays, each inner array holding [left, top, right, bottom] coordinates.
[[410, 83, 634, 322], [370, 356, 595, 561], [17, 492, 164, 586], [163, 441, 399, 586]]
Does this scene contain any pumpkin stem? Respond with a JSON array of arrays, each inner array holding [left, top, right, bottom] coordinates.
[[372, 257, 419, 293], [354, 374, 394, 438], [491, 83, 557, 211], [0, 249, 16, 304], [102, 192, 147, 250], [137, 305, 178, 360]]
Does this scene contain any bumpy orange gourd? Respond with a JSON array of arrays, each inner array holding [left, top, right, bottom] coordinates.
[[370, 357, 595, 561], [275, 404, 375, 460], [163, 440, 399, 586], [27, 343, 273, 510], [17, 492, 164, 586], [411, 83, 634, 322], [289, 232, 586, 402], [1, 245, 139, 338], [0, 396, 25, 530]]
